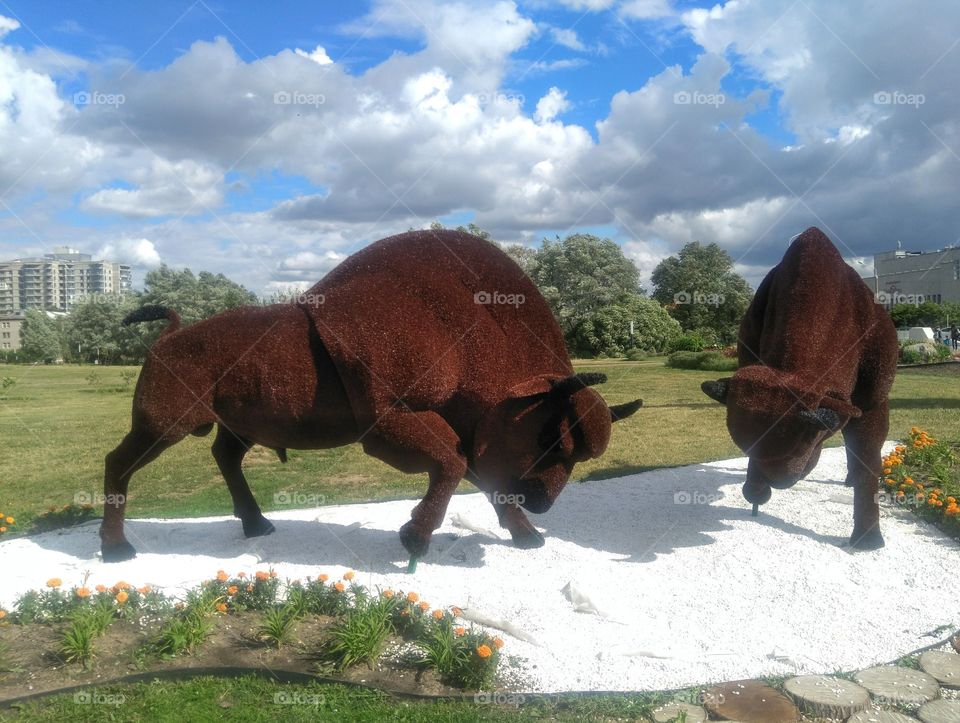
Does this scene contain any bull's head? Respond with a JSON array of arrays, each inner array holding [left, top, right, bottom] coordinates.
[[701, 366, 860, 504], [473, 372, 642, 514]]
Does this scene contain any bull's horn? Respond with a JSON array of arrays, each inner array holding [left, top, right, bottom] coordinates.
[[701, 379, 730, 404], [610, 399, 643, 421], [798, 407, 841, 431], [550, 372, 607, 396]]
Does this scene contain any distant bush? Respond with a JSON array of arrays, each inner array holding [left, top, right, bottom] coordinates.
[[900, 343, 951, 365], [624, 348, 647, 361], [668, 333, 707, 353], [667, 351, 738, 372]]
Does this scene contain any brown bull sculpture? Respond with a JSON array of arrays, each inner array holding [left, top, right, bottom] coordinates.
[[702, 227, 898, 549], [101, 230, 642, 562]]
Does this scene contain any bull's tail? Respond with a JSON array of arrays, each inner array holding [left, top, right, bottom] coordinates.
[[122, 305, 181, 334]]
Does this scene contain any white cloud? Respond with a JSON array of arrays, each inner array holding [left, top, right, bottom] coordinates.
[[0, 15, 19, 37], [550, 27, 586, 51], [97, 238, 162, 268], [535, 86, 571, 122], [295, 45, 333, 65], [621, 0, 674, 20], [82, 159, 223, 218]]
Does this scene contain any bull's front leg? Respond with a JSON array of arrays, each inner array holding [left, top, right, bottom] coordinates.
[[361, 410, 466, 558], [844, 400, 887, 550], [492, 500, 545, 549]]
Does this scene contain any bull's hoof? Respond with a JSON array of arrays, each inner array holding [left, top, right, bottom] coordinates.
[[242, 516, 276, 538], [399, 521, 431, 558], [511, 527, 545, 549], [101, 540, 137, 562], [850, 526, 885, 550]]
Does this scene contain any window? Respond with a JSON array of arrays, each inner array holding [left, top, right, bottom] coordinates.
[[954, 260, 960, 280], [1, 333, 8, 339]]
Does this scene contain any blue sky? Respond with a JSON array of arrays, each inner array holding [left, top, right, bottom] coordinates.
[[1, 1, 957, 293]]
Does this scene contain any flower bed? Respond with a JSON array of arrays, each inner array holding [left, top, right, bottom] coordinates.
[[0, 569, 506, 694], [882, 427, 960, 537]]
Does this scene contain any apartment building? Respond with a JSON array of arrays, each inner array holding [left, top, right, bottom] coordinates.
[[0, 247, 132, 314], [0, 311, 23, 352]]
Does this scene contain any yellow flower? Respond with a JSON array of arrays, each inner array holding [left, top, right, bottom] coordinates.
[[46, 578, 62, 588], [95, 584, 107, 593], [382, 589, 395, 599], [318, 574, 329, 582], [113, 581, 132, 592], [454, 626, 465, 637], [418, 601, 430, 611], [343, 571, 355, 581], [0, 610, 6, 619], [5, 516, 13, 524], [216, 603, 228, 613], [115, 591, 129, 604]]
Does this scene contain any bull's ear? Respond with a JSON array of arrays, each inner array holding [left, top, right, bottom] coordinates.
[[610, 399, 643, 421], [701, 378, 730, 404], [550, 372, 607, 396]]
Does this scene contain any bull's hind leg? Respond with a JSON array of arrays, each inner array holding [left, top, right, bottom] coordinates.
[[100, 430, 176, 561], [844, 400, 888, 550], [211, 425, 275, 538]]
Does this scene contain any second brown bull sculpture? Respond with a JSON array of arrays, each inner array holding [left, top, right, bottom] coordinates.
[[701, 227, 898, 549], [101, 230, 642, 562]]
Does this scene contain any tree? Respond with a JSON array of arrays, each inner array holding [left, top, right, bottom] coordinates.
[[19, 310, 63, 362], [528, 233, 643, 339], [62, 296, 148, 364], [570, 293, 681, 357], [501, 244, 537, 275], [651, 242, 753, 344], [140, 265, 258, 326]]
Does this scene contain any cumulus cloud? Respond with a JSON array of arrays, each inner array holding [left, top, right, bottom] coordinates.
[[294, 45, 333, 65], [97, 238, 162, 268], [535, 86, 571, 123]]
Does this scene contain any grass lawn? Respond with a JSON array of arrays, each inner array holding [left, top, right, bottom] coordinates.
[[1, 360, 958, 524], [1, 361, 958, 719]]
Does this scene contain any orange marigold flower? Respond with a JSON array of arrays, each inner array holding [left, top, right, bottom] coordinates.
[[95, 584, 107, 593], [407, 592, 419, 603], [343, 571, 355, 581], [451, 606, 463, 617], [948, 497, 957, 504], [883, 468, 892, 475], [476, 644, 492, 659], [46, 578, 62, 588], [216, 570, 229, 582], [216, 603, 228, 613], [237, 572, 247, 579], [115, 591, 129, 604], [255, 571, 269, 581], [0, 610, 6, 619], [318, 574, 329, 582], [228, 586, 238, 595], [432, 609, 444, 620], [492, 637, 504, 649], [4, 516, 12, 524], [113, 581, 132, 591], [0, 527, 6, 534], [75, 587, 91, 598], [334, 582, 345, 592], [418, 601, 430, 611], [382, 589, 395, 599], [138, 586, 151, 594], [454, 626, 465, 636]]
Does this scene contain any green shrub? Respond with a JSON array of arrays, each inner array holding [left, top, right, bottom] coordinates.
[[321, 596, 394, 670], [624, 348, 647, 361], [666, 351, 737, 372], [668, 333, 706, 353], [256, 605, 298, 649]]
